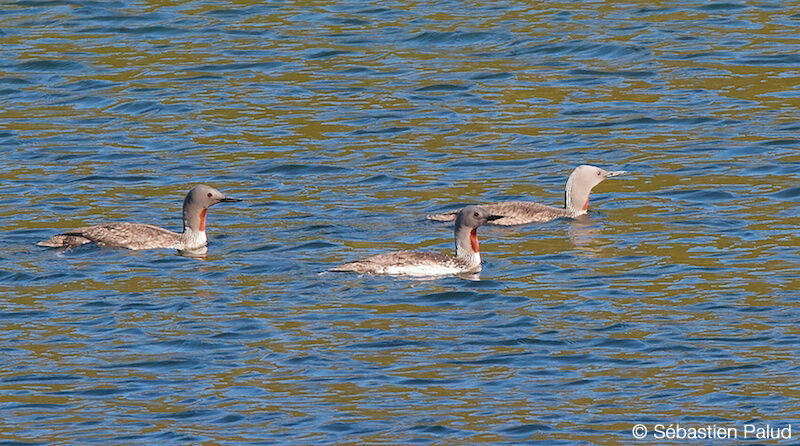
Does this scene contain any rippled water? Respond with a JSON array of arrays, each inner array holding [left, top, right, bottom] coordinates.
[[1, 1, 799, 444]]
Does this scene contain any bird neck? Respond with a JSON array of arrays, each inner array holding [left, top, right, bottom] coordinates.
[[564, 172, 591, 216], [182, 200, 208, 248], [454, 225, 481, 267]]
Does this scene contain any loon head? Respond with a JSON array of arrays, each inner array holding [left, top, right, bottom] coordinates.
[[564, 165, 626, 215]]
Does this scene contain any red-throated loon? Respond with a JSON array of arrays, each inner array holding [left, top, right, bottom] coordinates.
[[427, 165, 626, 225], [331, 205, 501, 276], [37, 184, 240, 255]]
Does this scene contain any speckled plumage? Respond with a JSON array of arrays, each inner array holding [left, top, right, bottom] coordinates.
[[39, 223, 183, 250], [427, 201, 571, 225], [330, 251, 477, 276]]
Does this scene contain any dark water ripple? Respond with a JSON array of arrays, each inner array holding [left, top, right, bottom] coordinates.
[[1, 0, 799, 444]]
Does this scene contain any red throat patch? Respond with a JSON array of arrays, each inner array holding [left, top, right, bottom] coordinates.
[[470, 228, 479, 253], [199, 208, 207, 231], [582, 195, 590, 211]]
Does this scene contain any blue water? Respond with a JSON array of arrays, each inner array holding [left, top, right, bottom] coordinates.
[[1, 1, 798, 444]]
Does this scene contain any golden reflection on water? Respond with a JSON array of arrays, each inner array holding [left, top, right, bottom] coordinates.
[[566, 217, 604, 256]]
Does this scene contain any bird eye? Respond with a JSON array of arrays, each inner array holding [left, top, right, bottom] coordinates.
[[597, 171, 601, 176], [207, 193, 213, 197], [473, 212, 480, 218]]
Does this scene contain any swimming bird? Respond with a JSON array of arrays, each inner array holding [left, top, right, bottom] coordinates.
[[37, 184, 241, 254], [427, 165, 626, 225], [331, 205, 501, 277]]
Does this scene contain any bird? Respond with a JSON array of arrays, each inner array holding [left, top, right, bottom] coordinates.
[[427, 165, 626, 225], [330, 205, 501, 277], [37, 184, 241, 255]]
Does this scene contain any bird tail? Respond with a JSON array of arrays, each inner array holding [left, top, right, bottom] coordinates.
[[37, 235, 68, 247], [426, 211, 458, 222], [37, 234, 91, 248], [329, 263, 358, 273]]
